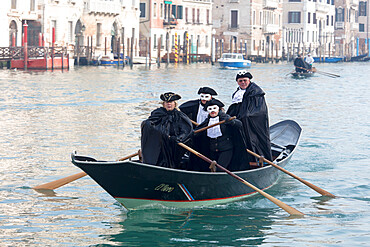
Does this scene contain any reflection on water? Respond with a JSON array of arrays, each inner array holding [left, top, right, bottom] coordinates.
[[102, 207, 277, 246], [0, 62, 369, 246]]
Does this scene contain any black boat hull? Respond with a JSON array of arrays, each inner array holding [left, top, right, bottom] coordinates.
[[291, 72, 315, 78], [72, 120, 302, 209]]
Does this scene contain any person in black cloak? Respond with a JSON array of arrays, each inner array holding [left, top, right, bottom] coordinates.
[[226, 70, 272, 166], [293, 54, 309, 73], [141, 92, 193, 169], [179, 87, 218, 125], [190, 98, 249, 172]]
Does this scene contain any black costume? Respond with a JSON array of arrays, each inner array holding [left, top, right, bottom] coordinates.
[[294, 56, 309, 72], [179, 99, 202, 123], [227, 82, 272, 163], [179, 87, 217, 124], [141, 100, 193, 169], [191, 110, 249, 172]]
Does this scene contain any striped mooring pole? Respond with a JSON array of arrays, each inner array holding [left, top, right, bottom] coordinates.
[[175, 32, 178, 63], [186, 32, 189, 64]]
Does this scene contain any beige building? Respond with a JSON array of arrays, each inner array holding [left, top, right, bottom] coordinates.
[[356, 0, 369, 55], [212, 0, 283, 61], [139, 0, 213, 61], [334, 0, 359, 57], [283, 0, 335, 59], [2, 0, 38, 47], [1, 0, 140, 59], [41, 0, 140, 58]]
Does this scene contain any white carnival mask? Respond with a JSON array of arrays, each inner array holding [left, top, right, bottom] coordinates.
[[200, 93, 212, 101], [207, 105, 219, 114]]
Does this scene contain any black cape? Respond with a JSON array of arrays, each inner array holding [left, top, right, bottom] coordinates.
[[227, 83, 273, 162], [294, 57, 309, 71], [189, 111, 250, 172], [179, 99, 202, 123], [141, 107, 193, 168]]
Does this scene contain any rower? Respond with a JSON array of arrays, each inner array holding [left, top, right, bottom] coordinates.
[[179, 87, 218, 125], [191, 99, 249, 172], [226, 70, 273, 167], [141, 92, 193, 169]]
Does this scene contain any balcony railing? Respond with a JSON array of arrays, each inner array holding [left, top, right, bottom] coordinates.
[[228, 24, 239, 30], [315, 3, 331, 13], [85, 0, 121, 15], [335, 22, 344, 29], [163, 18, 178, 27], [263, 0, 278, 9], [350, 0, 359, 6], [263, 24, 279, 34]]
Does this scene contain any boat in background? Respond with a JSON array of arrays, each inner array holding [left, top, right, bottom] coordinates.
[[133, 56, 157, 64], [91, 54, 126, 66], [350, 54, 368, 62], [92, 54, 156, 66], [313, 57, 344, 63], [291, 67, 316, 78], [218, 53, 252, 68]]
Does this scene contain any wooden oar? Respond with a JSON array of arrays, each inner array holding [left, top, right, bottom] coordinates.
[[246, 149, 335, 198], [194, 116, 236, 134], [190, 119, 199, 126], [177, 142, 304, 216], [296, 66, 339, 78], [33, 151, 139, 190], [315, 69, 340, 77]]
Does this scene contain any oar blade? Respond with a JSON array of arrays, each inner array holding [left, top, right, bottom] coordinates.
[[33, 172, 87, 190], [246, 149, 335, 198], [178, 142, 304, 216]]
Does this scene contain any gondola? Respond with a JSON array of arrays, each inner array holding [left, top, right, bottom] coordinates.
[[71, 120, 302, 210]]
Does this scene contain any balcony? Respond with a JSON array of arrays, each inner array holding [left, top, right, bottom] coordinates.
[[335, 22, 344, 29], [163, 18, 178, 27], [350, 0, 359, 6], [315, 3, 331, 13], [85, 0, 121, 15], [263, 0, 278, 9], [228, 24, 239, 30], [263, 24, 279, 34]]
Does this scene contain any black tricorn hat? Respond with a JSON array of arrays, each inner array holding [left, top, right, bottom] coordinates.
[[236, 70, 253, 81], [160, 92, 181, 102], [197, 87, 218, 96], [203, 98, 225, 110]]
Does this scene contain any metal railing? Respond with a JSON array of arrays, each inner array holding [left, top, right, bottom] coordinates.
[[0, 46, 69, 60]]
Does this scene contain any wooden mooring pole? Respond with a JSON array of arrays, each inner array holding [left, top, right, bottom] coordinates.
[[23, 21, 28, 71]]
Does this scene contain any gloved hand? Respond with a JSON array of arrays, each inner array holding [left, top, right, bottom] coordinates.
[[209, 160, 217, 172], [169, 135, 178, 143]]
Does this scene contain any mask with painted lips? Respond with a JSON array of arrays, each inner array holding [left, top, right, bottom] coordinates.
[[207, 105, 219, 115]]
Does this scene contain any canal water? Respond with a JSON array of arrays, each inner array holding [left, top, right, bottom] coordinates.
[[0, 62, 369, 246]]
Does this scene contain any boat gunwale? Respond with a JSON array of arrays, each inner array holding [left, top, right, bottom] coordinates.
[[72, 138, 299, 176]]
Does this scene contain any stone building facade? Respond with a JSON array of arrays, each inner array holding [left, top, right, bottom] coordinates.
[[212, 0, 283, 61], [139, 0, 213, 60], [357, 0, 369, 55], [1, 0, 140, 59], [334, 0, 359, 57], [283, 0, 335, 59]]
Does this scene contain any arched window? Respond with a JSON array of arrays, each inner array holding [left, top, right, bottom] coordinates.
[[9, 21, 17, 46], [336, 7, 344, 22]]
